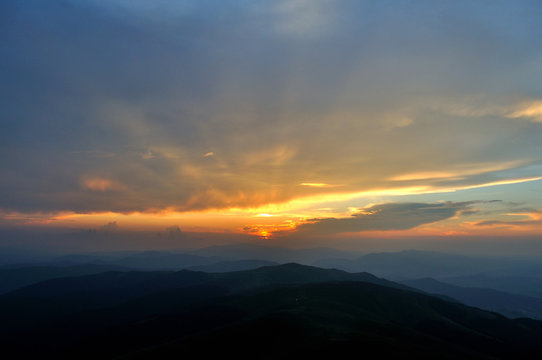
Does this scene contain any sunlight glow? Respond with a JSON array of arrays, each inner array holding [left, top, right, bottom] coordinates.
[[300, 183, 335, 187]]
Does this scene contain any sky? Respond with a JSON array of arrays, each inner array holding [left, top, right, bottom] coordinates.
[[2, 0, 542, 253]]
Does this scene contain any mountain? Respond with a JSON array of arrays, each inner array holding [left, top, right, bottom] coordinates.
[[190, 243, 360, 263], [38, 251, 233, 271], [2, 264, 542, 358], [108, 251, 226, 270], [313, 250, 540, 280], [0, 263, 404, 339], [402, 277, 542, 319], [2, 263, 404, 301], [0, 264, 131, 294], [187, 259, 278, 272], [0, 269, 215, 331], [0, 247, 53, 266], [442, 275, 542, 298], [14, 247, 542, 279], [117, 282, 542, 359]]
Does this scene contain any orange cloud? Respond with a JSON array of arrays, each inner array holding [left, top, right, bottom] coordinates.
[[389, 160, 528, 182], [299, 183, 339, 187], [81, 177, 122, 192], [507, 101, 542, 122]]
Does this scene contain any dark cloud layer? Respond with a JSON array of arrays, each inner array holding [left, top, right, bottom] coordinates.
[[295, 202, 474, 235]]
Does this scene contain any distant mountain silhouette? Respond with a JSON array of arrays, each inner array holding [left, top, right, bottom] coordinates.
[[313, 250, 541, 279], [0, 245, 360, 272], [13, 247, 542, 281], [0, 263, 130, 294], [109, 251, 226, 270], [442, 275, 542, 298], [2, 263, 404, 301], [189, 243, 360, 263], [187, 259, 278, 272], [403, 277, 542, 319]]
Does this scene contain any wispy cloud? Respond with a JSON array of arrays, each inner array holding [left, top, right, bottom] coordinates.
[[507, 101, 542, 123], [389, 160, 528, 182], [475, 210, 542, 228], [81, 178, 123, 192], [299, 183, 337, 187], [141, 150, 156, 160]]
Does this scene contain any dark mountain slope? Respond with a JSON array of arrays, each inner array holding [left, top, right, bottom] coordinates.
[[66, 282, 542, 359], [0, 263, 411, 331], [0, 270, 213, 329], [3, 264, 542, 359], [211, 262, 410, 292]]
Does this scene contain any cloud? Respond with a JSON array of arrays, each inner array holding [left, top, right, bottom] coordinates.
[[299, 183, 336, 187], [389, 160, 528, 182], [2, 0, 542, 217], [81, 178, 123, 192], [427, 97, 542, 124], [475, 210, 542, 227], [294, 202, 476, 235], [161, 225, 183, 239], [475, 219, 542, 227], [100, 221, 118, 232], [507, 101, 542, 122], [141, 150, 156, 160]]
